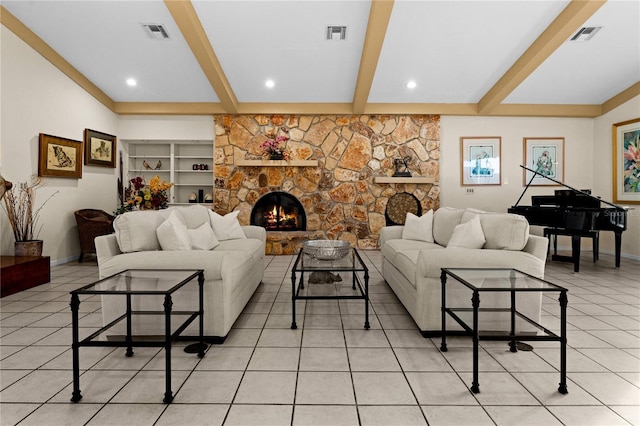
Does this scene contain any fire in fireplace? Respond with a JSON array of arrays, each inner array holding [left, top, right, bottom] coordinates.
[[250, 191, 306, 231]]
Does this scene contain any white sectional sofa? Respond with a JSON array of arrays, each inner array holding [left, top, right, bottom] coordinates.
[[95, 205, 265, 341], [379, 207, 548, 336]]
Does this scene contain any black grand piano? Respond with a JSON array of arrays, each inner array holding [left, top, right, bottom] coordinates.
[[509, 165, 628, 272]]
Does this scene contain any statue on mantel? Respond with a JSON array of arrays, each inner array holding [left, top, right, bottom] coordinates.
[[393, 156, 412, 177]]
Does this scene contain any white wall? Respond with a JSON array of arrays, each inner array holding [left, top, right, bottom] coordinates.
[[119, 115, 214, 141], [1, 27, 118, 264], [593, 96, 640, 259], [441, 112, 639, 259]]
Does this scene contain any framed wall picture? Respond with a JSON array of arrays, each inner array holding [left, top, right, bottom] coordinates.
[[523, 137, 565, 186], [460, 136, 501, 185], [612, 118, 640, 205], [84, 129, 116, 168], [38, 133, 83, 179]]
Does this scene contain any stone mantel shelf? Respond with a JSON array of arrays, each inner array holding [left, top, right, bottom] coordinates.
[[374, 176, 436, 184], [236, 159, 319, 167]]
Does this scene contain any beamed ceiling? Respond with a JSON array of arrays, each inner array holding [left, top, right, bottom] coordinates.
[[2, 0, 639, 118]]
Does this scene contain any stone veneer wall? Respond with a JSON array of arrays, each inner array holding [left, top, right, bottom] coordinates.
[[213, 115, 440, 254]]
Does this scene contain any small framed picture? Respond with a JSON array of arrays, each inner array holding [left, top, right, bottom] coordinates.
[[612, 118, 640, 205], [38, 133, 83, 179], [523, 137, 564, 186], [460, 136, 501, 185], [84, 129, 116, 168]]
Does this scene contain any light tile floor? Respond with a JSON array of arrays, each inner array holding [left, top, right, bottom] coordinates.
[[1, 251, 639, 425]]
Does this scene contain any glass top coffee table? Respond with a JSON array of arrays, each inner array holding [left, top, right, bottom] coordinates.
[[440, 268, 568, 395], [291, 245, 369, 330], [70, 269, 206, 404]]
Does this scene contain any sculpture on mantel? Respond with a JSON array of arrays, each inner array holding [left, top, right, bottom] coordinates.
[[393, 156, 412, 177]]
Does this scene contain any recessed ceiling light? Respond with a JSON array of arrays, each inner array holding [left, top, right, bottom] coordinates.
[[406, 80, 417, 89], [265, 79, 275, 88], [126, 78, 137, 87]]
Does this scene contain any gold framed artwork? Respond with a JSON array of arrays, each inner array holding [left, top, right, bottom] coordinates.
[[460, 136, 501, 185], [523, 137, 565, 186], [612, 118, 640, 204], [84, 129, 116, 168], [38, 133, 83, 179]]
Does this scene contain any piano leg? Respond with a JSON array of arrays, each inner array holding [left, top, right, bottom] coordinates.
[[593, 232, 599, 263], [571, 236, 581, 273], [614, 231, 622, 268]]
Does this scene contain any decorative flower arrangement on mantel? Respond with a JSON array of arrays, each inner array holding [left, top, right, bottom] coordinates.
[[261, 134, 290, 160], [115, 175, 173, 214]]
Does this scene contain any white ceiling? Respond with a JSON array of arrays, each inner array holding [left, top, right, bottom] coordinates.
[[2, 0, 639, 116]]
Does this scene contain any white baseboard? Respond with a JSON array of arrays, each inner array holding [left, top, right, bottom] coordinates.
[[51, 255, 78, 266]]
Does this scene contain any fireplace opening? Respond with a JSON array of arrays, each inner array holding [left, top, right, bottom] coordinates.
[[250, 191, 306, 231]]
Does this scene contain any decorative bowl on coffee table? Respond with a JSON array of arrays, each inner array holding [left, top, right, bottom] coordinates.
[[303, 240, 350, 260]]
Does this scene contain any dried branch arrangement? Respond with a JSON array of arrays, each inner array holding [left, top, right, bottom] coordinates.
[[2, 176, 57, 242]]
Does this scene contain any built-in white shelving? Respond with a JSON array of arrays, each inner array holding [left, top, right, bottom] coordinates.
[[123, 140, 213, 205]]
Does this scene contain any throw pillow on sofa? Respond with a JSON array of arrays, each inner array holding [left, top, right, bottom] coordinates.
[[113, 209, 170, 253], [188, 222, 220, 250], [478, 213, 530, 250], [156, 211, 191, 250], [447, 215, 485, 249], [209, 210, 247, 241], [402, 210, 434, 243], [432, 207, 466, 246]]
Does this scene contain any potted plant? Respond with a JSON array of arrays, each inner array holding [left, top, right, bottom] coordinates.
[[1, 176, 57, 256]]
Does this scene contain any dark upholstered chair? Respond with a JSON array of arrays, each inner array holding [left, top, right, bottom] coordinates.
[[74, 209, 114, 262]]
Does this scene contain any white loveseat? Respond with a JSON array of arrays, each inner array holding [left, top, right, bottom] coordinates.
[[379, 207, 548, 336], [95, 205, 265, 341]]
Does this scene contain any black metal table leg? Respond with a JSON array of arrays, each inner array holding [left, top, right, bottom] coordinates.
[[125, 294, 134, 357], [471, 291, 480, 394], [70, 293, 82, 402], [364, 269, 370, 329], [440, 270, 447, 352], [198, 272, 206, 358], [558, 291, 568, 394], [291, 270, 297, 329], [509, 289, 517, 353], [163, 294, 174, 403]]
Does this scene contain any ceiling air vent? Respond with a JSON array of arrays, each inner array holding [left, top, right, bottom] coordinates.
[[326, 26, 347, 41], [570, 26, 602, 42], [141, 24, 170, 40]]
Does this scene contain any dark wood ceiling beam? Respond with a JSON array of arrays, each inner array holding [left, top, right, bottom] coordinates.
[[164, 0, 238, 113], [478, 0, 607, 115], [352, 0, 395, 114]]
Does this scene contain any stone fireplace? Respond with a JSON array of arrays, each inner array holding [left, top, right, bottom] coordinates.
[[213, 114, 440, 254], [251, 191, 306, 231]]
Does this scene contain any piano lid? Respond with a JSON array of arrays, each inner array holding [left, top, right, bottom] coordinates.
[[513, 165, 628, 211]]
